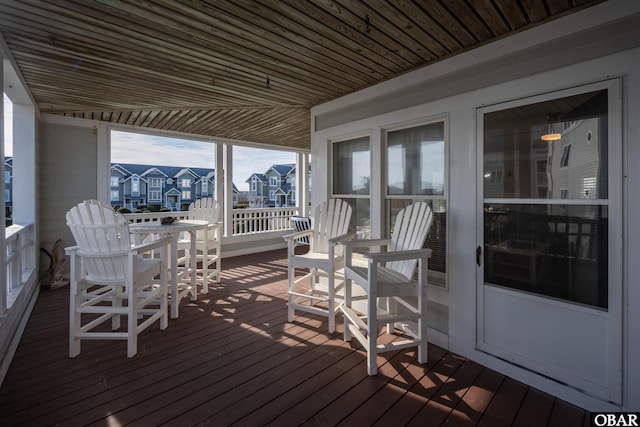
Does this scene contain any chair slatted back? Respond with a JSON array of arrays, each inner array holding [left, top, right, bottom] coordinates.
[[311, 198, 352, 255], [387, 202, 434, 280], [66, 199, 131, 284], [188, 198, 220, 240]]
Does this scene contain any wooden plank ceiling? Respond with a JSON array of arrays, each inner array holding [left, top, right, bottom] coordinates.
[[0, 0, 603, 149]]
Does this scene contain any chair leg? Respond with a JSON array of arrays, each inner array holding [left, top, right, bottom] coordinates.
[[287, 263, 295, 323], [112, 284, 122, 330], [327, 271, 335, 334], [367, 293, 378, 376], [69, 282, 81, 358], [201, 240, 208, 294], [160, 256, 168, 330], [418, 272, 428, 365], [343, 276, 352, 342], [127, 278, 138, 358]]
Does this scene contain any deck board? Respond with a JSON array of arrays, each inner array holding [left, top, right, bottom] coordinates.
[[0, 249, 589, 426]]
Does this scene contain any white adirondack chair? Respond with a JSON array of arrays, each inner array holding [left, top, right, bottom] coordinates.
[[177, 198, 222, 293], [65, 199, 171, 358], [283, 198, 353, 333], [339, 202, 433, 375]]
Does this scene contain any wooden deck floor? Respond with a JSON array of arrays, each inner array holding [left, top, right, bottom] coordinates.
[[0, 249, 589, 426]]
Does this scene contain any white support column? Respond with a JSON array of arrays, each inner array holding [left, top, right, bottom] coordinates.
[[223, 144, 233, 238], [96, 123, 109, 203], [370, 129, 383, 239], [297, 151, 309, 217]]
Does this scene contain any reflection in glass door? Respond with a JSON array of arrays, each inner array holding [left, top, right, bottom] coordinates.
[[477, 81, 621, 403]]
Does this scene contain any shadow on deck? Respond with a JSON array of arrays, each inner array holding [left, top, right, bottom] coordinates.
[[0, 249, 588, 426]]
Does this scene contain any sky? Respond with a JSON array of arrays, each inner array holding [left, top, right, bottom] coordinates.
[[111, 130, 295, 191]]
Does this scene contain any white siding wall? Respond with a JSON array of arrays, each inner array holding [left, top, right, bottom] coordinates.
[[39, 120, 98, 254], [311, 2, 640, 411]]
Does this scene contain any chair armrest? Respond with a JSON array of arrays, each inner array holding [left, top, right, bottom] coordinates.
[[64, 245, 80, 255], [207, 221, 223, 230], [328, 230, 356, 244], [341, 238, 390, 249], [282, 229, 314, 241], [364, 248, 432, 263], [130, 236, 172, 255]]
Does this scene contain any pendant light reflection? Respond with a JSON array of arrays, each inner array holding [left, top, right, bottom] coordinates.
[[541, 114, 561, 141]]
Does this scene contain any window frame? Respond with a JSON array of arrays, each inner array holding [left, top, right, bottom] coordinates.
[[330, 133, 372, 239], [382, 115, 449, 288]]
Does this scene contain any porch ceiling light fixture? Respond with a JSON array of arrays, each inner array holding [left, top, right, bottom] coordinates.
[[541, 114, 562, 141]]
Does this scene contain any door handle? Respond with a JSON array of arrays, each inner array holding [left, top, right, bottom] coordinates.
[[476, 245, 482, 267]]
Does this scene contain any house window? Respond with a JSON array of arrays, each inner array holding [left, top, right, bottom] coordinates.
[[149, 177, 162, 187], [149, 190, 161, 201], [181, 178, 191, 188], [251, 179, 257, 192], [131, 176, 139, 194], [560, 188, 569, 199], [332, 135, 370, 238], [201, 180, 208, 194], [182, 190, 191, 200], [560, 144, 571, 168], [270, 176, 277, 186], [385, 120, 447, 285], [269, 190, 275, 201], [6, 171, 12, 183], [110, 190, 119, 201], [110, 176, 119, 187]]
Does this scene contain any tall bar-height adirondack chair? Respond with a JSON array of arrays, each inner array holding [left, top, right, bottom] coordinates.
[[339, 202, 433, 375], [65, 200, 170, 357], [177, 198, 222, 294], [283, 198, 353, 333]]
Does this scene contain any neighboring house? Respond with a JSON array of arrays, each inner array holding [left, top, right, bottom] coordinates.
[[109, 163, 222, 211], [246, 172, 267, 207], [246, 163, 300, 207]]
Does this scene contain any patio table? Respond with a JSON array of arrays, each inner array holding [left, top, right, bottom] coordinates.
[[129, 219, 209, 318]]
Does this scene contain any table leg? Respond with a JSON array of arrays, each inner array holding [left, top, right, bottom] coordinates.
[[189, 229, 197, 301], [170, 233, 179, 318], [202, 227, 209, 294]]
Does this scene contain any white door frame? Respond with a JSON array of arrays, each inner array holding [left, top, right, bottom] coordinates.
[[475, 78, 623, 404]]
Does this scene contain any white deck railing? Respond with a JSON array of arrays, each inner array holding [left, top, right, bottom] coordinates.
[[232, 207, 299, 236], [122, 207, 301, 237], [3, 223, 36, 313]]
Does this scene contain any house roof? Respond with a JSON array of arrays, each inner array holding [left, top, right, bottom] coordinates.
[[246, 173, 267, 183], [274, 183, 292, 196], [269, 164, 295, 176], [141, 167, 168, 178], [112, 163, 214, 179], [0, 1, 605, 150]]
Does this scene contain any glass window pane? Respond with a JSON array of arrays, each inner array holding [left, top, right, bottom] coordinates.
[[387, 123, 444, 196], [484, 203, 607, 309], [483, 90, 608, 200], [333, 136, 370, 195]]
